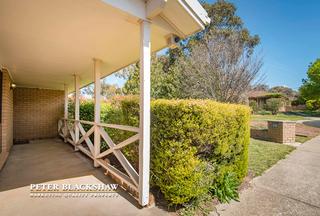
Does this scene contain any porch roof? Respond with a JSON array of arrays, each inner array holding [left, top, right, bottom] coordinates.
[[0, 0, 209, 91]]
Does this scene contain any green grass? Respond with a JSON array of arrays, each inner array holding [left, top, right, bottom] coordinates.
[[249, 139, 295, 176], [251, 113, 307, 121], [295, 135, 311, 143]]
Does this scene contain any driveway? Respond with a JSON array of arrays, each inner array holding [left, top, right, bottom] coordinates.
[[303, 120, 320, 128], [215, 135, 320, 216]]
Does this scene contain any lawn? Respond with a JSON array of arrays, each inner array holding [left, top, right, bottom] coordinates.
[[295, 135, 311, 143], [249, 138, 295, 176], [251, 113, 307, 121]]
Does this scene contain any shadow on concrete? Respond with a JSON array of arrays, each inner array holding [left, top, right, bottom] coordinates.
[[0, 138, 140, 208]]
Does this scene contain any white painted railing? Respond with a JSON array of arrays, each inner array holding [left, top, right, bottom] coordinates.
[[58, 118, 140, 193]]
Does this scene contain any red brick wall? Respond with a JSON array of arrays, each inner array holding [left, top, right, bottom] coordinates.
[[13, 87, 64, 141]]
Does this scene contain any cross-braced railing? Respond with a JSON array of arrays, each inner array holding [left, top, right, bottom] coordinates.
[[58, 118, 140, 192]]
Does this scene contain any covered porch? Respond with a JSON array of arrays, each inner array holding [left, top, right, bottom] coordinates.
[[0, 139, 166, 215], [0, 0, 210, 210]]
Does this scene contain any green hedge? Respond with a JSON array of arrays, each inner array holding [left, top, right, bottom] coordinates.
[[70, 96, 250, 205]]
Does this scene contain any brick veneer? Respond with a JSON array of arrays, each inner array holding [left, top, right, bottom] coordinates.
[[13, 87, 64, 141], [2, 70, 13, 152], [0, 70, 13, 169]]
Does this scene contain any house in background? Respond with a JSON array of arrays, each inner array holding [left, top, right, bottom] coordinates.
[[248, 90, 289, 112], [0, 0, 210, 212]]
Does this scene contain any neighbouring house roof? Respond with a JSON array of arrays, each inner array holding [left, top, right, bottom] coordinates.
[[248, 91, 284, 100], [248, 91, 269, 98], [0, 0, 210, 91]]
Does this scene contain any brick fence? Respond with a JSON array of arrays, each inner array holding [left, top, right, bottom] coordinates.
[[13, 87, 64, 142], [251, 120, 296, 144]]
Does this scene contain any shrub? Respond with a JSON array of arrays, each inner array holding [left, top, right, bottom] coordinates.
[[265, 98, 283, 115], [119, 97, 250, 204], [291, 95, 306, 106], [249, 100, 259, 113], [306, 99, 320, 110], [209, 171, 239, 203], [71, 97, 250, 205]]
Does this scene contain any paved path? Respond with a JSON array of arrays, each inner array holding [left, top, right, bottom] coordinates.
[[0, 139, 167, 216], [215, 136, 320, 216], [296, 117, 320, 128]]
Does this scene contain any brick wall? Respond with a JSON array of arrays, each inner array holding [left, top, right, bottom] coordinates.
[[0, 70, 13, 169], [251, 121, 296, 144], [268, 121, 296, 143], [1, 70, 13, 152], [13, 87, 64, 141], [250, 129, 269, 141]]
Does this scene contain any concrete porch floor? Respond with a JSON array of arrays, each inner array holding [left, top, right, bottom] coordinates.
[[0, 139, 167, 216]]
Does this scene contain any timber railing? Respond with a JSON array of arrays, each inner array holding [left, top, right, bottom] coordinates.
[[58, 118, 140, 193]]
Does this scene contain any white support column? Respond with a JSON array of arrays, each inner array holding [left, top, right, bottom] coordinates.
[[64, 84, 68, 119], [93, 59, 102, 167], [63, 84, 69, 142], [74, 75, 80, 150], [138, 20, 151, 206]]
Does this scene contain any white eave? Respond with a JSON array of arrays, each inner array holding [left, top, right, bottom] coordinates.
[[0, 0, 210, 91]]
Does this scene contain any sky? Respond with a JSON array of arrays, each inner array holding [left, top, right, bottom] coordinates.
[[107, 0, 320, 90], [208, 0, 320, 90]]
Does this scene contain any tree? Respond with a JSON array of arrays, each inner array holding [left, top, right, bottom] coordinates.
[[192, 0, 260, 54], [82, 81, 122, 99], [178, 32, 262, 103], [300, 59, 320, 100], [168, 0, 261, 74], [249, 100, 259, 113], [265, 98, 282, 115], [118, 56, 181, 99], [269, 86, 297, 100], [251, 84, 269, 91], [120, 0, 262, 102]]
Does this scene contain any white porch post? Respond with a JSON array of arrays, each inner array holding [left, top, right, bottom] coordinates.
[[138, 20, 151, 206], [64, 84, 68, 119], [74, 75, 80, 149], [93, 59, 101, 167], [63, 84, 68, 142]]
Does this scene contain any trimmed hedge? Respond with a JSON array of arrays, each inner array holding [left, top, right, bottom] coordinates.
[[70, 96, 250, 205]]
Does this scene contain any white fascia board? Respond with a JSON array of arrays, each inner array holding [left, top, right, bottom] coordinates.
[[146, 0, 167, 19], [101, 0, 209, 35], [101, 0, 146, 20], [179, 0, 211, 27], [101, 0, 168, 20]]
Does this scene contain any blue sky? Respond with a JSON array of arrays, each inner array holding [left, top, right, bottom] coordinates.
[[210, 0, 320, 90], [107, 0, 320, 90]]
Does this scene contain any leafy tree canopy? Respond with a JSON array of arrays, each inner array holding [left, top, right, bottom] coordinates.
[[118, 56, 181, 99], [269, 86, 297, 100], [300, 59, 320, 100]]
